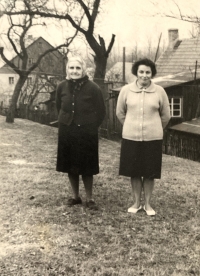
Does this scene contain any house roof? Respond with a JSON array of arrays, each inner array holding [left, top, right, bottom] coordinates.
[[0, 36, 64, 73], [156, 37, 200, 77], [23, 37, 64, 59], [0, 66, 16, 74], [169, 118, 200, 136], [105, 62, 136, 83], [153, 69, 200, 88]]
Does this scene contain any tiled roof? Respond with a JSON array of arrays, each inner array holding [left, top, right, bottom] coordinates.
[[156, 37, 200, 77], [153, 69, 200, 88]]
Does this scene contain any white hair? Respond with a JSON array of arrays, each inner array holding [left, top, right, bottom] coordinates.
[[66, 56, 87, 79]]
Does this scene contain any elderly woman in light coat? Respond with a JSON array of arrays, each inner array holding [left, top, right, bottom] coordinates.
[[116, 58, 170, 216]]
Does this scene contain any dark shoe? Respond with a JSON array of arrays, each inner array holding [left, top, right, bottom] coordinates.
[[67, 197, 82, 206], [86, 200, 98, 210]]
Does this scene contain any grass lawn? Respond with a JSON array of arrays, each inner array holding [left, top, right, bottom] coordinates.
[[0, 115, 199, 276]]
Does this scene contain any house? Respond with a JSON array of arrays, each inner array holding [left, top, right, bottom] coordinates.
[[0, 37, 65, 114], [156, 29, 200, 77], [153, 71, 200, 127], [105, 62, 136, 86], [153, 28, 200, 125]]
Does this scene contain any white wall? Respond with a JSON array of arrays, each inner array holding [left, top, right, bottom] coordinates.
[[0, 73, 18, 107]]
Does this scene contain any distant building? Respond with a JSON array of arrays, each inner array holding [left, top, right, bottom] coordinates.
[[105, 62, 136, 85], [0, 37, 65, 113]]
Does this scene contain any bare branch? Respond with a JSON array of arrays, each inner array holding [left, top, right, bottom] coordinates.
[[98, 35, 105, 51], [77, 0, 92, 23], [66, 27, 79, 45], [172, 0, 183, 19], [2, 9, 87, 34], [7, 21, 23, 58], [91, 0, 100, 22], [106, 34, 116, 57], [150, 0, 200, 24]]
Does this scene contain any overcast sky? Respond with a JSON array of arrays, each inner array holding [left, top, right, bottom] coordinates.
[[39, 0, 200, 53], [98, 0, 200, 50]]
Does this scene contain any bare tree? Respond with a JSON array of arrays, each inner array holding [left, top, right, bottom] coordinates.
[[189, 23, 200, 38], [150, 0, 200, 25], [0, 0, 116, 86], [0, 0, 77, 123]]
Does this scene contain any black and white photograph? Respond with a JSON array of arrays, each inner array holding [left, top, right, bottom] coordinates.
[[0, 0, 199, 275]]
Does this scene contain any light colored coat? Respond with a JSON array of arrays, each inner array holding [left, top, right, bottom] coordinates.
[[116, 80, 171, 141]]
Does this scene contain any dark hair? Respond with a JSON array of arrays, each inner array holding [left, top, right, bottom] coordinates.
[[131, 58, 157, 77]]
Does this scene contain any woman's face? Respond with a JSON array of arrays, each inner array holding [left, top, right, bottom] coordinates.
[[67, 61, 83, 79], [137, 65, 152, 87]]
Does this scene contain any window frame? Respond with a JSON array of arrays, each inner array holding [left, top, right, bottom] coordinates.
[[9, 77, 14, 85], [169, 97, 183, 118], [28, 58, 33, 65]]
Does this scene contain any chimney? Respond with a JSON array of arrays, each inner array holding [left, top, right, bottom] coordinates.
[[168, 29, 179, 48]]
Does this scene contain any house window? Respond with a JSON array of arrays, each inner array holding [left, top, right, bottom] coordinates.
[[169, 97, 182, 117], [28, 58, 33, 65], [38, 42, 42, 47], [27, 77, 32, 85], [9, 77, 14, 84]]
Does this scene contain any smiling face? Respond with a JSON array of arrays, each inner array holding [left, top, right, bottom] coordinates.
[[67, 61, 84, 80], [137, 65, 152, 87]]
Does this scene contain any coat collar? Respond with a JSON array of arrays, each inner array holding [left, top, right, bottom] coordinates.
[[129, 80, 156, 93]]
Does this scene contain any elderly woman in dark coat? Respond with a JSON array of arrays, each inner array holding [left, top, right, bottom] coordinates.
[[116, 58, 170, 216], [56, 56, 105, 209]]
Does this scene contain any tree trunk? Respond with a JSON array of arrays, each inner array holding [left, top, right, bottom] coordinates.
[[6, 76, 27, 123], [94, 54, 107, 90], [85, 32, 111, 86], [93, 54, 107, 99], [93, 54, 107, 82]]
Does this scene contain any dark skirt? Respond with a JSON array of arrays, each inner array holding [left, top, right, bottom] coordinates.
[[56, 123, 99, 175], [119, 139, 163, 179]]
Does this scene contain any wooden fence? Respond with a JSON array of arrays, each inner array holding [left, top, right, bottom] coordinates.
[[100, 90, 122, 140], [163, 129, 200, 162], [19, 104, 57, 126], [99, 82, 123, 140]]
